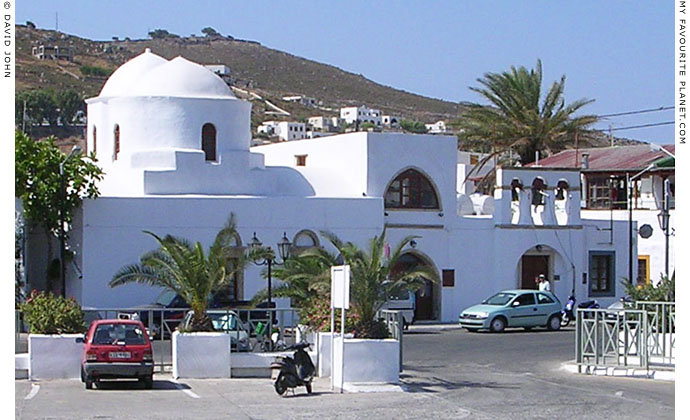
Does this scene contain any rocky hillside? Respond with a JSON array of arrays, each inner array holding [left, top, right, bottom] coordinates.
[[15, 25, 462, 126]]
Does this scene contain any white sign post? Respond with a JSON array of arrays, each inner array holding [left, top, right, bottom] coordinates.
[[330, 265, 350, 393]]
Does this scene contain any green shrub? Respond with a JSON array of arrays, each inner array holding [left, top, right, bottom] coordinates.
[[80, 65, 111, 77], [20, 290, 85, 334], [622, 273, 675, 303]]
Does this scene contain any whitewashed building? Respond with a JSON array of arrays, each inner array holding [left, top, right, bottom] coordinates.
[[257, 120, 307, 141], [382, 115, 401, 128], [425, 120, 450, 134], [534, 145, 675, 285], [340, 106, 382, 126], [24, 50, 633, 322]]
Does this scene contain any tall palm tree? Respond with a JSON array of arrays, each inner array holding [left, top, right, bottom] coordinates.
[[109, 214, 246, 331], [321, 230, 439, 336], [454, 60, 599, 181]]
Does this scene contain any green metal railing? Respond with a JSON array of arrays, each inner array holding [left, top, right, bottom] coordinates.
[[576, 301, 675, 371]]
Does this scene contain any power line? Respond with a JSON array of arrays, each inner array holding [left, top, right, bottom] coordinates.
[[599, 106, 674, 118], [607, 121, 675, 131]]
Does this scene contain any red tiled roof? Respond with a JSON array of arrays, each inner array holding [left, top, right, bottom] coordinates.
[[529, 144, 675, 171]]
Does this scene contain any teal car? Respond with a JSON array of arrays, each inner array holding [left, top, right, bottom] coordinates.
[[459, 290, 562, 332]]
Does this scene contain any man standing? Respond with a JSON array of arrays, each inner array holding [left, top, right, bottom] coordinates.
[[538, 274, 551, 292]]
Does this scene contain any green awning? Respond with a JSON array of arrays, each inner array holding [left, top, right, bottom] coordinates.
[[653, 156, 675, 168]]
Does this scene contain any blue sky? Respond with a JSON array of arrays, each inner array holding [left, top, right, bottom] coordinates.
[[17, 1, 674, 144]]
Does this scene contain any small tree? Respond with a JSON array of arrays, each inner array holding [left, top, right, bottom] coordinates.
[[400, 119, 428, 134], [148, 28, 179, 39], [110, 214, 247, 331], [53, 90, 84, 126], [201, 27, 220, 37], [15, 131, 104, 293]]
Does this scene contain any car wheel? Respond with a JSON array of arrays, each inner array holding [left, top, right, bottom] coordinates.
[[489, 317, 506, 333], [560, 313, 571, 327], [84, 376, 93, 390], [305, 381, 312, 394], [80, 367, 85, 383], [548, 315, 561, 331], [140, 375, 153, 389]]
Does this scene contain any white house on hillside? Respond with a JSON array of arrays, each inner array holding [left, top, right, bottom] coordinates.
[[22, 50, 633, 323], [340, 106, 382, 126], [258, 120, 307, 141], [425, 120, 450, 134]]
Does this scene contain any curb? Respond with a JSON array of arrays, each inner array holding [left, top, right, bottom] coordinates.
[[561, 362, 674, 381]]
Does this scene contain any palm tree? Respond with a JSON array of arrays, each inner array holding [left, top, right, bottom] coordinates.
[[321, 230, 439, 337], [454, 60, 599, 181], [109, 213, 246, 331], [251, 246, 337, 309]]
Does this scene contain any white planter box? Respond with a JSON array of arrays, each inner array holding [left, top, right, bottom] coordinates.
[[332, 338, 399, 386], [172, 331, 230, 379], [317, 332, 353, 378], [28, 334, 84, 380]]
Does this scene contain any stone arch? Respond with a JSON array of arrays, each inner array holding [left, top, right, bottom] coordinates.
[[383, 167, 441, 210], [291, 229, 320, 256], [392, 250, 441, 321]]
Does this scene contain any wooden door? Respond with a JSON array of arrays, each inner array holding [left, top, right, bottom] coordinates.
[[415, 279, 434, 320], [521, 255, 549, 289]]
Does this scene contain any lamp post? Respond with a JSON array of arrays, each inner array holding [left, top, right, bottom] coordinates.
[[59, 146, 82, 297], [248, 232, 292, 351], [657, 178, 672, 277]]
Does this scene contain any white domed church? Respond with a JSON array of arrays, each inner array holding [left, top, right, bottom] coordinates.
[[36, 49, 632, 321]]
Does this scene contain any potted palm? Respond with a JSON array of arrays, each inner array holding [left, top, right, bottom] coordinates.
[[254, 230, 437, 383], [323, 230, 438, 385], [110, 214, 245, 379]]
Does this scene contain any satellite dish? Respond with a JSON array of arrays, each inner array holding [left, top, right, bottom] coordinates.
[[639, 224, 653, 239]]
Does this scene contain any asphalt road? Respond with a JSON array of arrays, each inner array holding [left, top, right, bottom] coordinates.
[[14, 325, 674, 420], [402, 325, 675, 419]]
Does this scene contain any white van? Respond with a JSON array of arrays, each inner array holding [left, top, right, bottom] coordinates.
[[380, 290, 415, 329]]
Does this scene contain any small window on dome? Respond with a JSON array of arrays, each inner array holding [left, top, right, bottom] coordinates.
[[202, 123, 217, 161], [113, 124, 120, 161]]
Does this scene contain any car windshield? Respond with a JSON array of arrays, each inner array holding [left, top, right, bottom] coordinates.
[[210, 313, 239, 331], [154, 290, 177, 306], [388, 289, 411, 301], [484, 292, 516, 305], [93, 323, 146, 345]]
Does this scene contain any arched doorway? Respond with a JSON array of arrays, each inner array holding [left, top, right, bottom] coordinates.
[[391, 253, 438, 321], [518, 244, 557, 291]]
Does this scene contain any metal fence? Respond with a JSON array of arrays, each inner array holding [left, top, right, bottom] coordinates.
[[378, 309, 404, 372], [576, 301, 675, 371]]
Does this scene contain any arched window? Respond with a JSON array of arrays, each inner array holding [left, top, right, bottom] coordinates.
[[92, 126, 97, 155], [291, 230, 319, 256], [202, 123, 217, 161], [384, 168, 440, 209], [113, 124, 120, 161]]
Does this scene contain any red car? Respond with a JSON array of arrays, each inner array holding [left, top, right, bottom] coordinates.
[[78, 319, 154, 389]]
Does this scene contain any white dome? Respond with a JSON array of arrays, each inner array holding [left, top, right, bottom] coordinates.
[[99, 48, 168, 97], [130, 56, 235, 98]]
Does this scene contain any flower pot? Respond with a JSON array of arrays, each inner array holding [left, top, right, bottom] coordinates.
[[332, 337, 400, 386], [172, 331, 231, 379], [28, 334, 84, 380]]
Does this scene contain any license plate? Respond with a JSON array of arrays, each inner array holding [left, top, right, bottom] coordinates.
[[109, 352, 131, 359]]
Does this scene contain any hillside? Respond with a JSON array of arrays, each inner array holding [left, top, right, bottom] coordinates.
[[15, 25, 462, 126]]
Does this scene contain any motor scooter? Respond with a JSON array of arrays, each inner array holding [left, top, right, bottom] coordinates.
[[270, 342, 315, 396], [560, 294, 600, 327]]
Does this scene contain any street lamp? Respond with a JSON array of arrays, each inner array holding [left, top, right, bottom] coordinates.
[[59, 145, 82, 297], [248, 232, 292, 350], [656, 178, 672, 277]]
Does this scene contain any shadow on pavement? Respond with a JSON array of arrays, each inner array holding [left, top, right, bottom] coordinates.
[[403, 330, 441, 335], [92, 379, 186, 391], [400, 374, 519, 393]]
